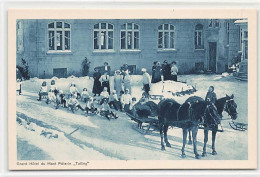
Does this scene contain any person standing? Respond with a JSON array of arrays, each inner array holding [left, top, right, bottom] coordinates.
[[162, 60, 171, 81], [171, 61, 178, 81], [92, 67, 102, 96], [114, 70, 123, 96], [151, 61, 157, 83], [103, 62, 111, 75], [100, 72, 110, 94], [122, 70, 132, 95], [142, 68, 151, 95], [153, 61, 162, 83]]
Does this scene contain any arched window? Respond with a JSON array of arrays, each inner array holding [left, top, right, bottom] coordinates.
[[48, 21, 71, 51], [120, 23, 140, 50], [93, 23, 114, 50], [17, 21, 23, 52], [194, 24, 204, 49], [158, 24, 175, 49]]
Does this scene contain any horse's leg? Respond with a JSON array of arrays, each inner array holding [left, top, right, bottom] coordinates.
[[164, 124, 171, 147], [160, 123, 165, 151], [202, 129, 209, 157], [181, 128, 188, 158], [188, 130, 192, 145], [192, 126, 201, 159], [212, 127, 218, 155]]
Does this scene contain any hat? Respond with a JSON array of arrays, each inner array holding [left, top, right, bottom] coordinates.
[[59, 90, 63, 94], [125, 88, 129, 92], [115, 70, 121, 74], [112, 90, 116, 94], [141, 68, 147, 72], [164, 60, 168, 63]]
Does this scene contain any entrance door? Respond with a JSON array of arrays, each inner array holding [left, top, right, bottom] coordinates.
[[208, 42, 217, 72], [53, 68, 67, 78]]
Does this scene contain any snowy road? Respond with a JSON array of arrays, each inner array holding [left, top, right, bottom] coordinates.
[[16, 74, 248, 160]]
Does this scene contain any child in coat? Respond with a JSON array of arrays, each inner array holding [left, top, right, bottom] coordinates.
[[100, 98, 119, 120], [37, 81, 48, 101], [56, 90, 67, 109], [46, 89, 56, 104], [85, 97, 98, 115], [205, 86, 217, 104], [108, 90, 119, 110], [100, 87, 109, 105], [67, 94, 85, 113], [81, 88, 90, 103], [120, 88, 132, 112], [69, 82, 80, 99], [50, 80, 58, 96]]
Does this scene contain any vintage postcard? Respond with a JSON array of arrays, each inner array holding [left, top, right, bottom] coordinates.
[[8, 9, 257, 170]]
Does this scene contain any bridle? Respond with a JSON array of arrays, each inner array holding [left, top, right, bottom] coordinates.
[[224, 99, 237, 119]]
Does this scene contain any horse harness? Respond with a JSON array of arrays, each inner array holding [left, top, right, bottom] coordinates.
[[223, 99, 236, 117], [175, 102, 218, 128]]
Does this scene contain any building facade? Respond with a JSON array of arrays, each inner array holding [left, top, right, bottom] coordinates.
[[16, 19, 243, 78]]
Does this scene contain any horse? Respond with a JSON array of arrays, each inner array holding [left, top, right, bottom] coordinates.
[[186, 94, 238, 157], [157, 98, 221, 159]]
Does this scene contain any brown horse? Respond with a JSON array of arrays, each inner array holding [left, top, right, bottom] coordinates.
[[157, 98, 221, 159], [186, 95, 238, 157]]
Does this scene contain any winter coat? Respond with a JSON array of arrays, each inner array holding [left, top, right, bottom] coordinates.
[[122, 74, 132, 94], [205, 91, 217, 104], [114, 74, 123, 95]]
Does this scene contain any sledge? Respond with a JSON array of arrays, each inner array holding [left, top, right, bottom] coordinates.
[[229, 120, 248, 131], [150, 95, 164, 100], [126, 112, 159, 134]]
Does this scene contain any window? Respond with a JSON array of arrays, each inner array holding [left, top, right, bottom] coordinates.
[[93, 23, 114, 51], [215, 19, 219, 28], [120, 23, 140, 50], [209, 19, 220, 28], [194, 24, 204, 49], [209, 19, 213, 27], [48, 21, 71, 51], [158, 24, 175, 50], [17, 21, 23, 52], [226, 21, 230, 44]]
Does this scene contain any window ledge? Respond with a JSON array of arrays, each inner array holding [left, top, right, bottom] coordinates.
[[47, 50, 72, 55], [93, 50, 116, 53], [195, 49, 205, 51], [157, 49, 177, 53], [120, 49, 141, 53]]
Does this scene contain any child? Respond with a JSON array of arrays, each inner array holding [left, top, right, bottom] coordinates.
[[16, 79, 22, 95], [85, 97, 98, 115], [205, 86, 217, 104], [100, 87, 109, 105], [120, 88, 132, 112], [37, 81, 48, 101], [50, 79, 58, 96], [81, 88, 90, 103], [128, 97, 137, 115], [56, 90, 67, 109], [117, 90, 124, 111], [46, 89, 56, 104], [100, 98, 118, 120], [69, 82, 80, 99], [108, 90, 119, 110], [67, 94, 85, 113]]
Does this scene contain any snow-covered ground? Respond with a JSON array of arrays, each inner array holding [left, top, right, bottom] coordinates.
[[16, 73, 248, 160]]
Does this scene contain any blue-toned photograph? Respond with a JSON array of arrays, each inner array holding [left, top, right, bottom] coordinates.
[[16, 18, 248, 161]]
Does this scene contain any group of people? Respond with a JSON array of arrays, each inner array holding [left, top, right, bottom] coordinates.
[[152, 60, 179, 83]]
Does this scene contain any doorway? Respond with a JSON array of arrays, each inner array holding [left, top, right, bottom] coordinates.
[[208, 42, 217, 72]]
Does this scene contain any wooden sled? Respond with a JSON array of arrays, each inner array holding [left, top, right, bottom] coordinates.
[[229, 120, 248, 131], [126, 112, 159, 134], [150, 95, 164, 101]]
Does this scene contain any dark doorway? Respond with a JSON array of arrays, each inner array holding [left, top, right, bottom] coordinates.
[[208, 42, 217, 72], [53, 68, 67, 78]]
